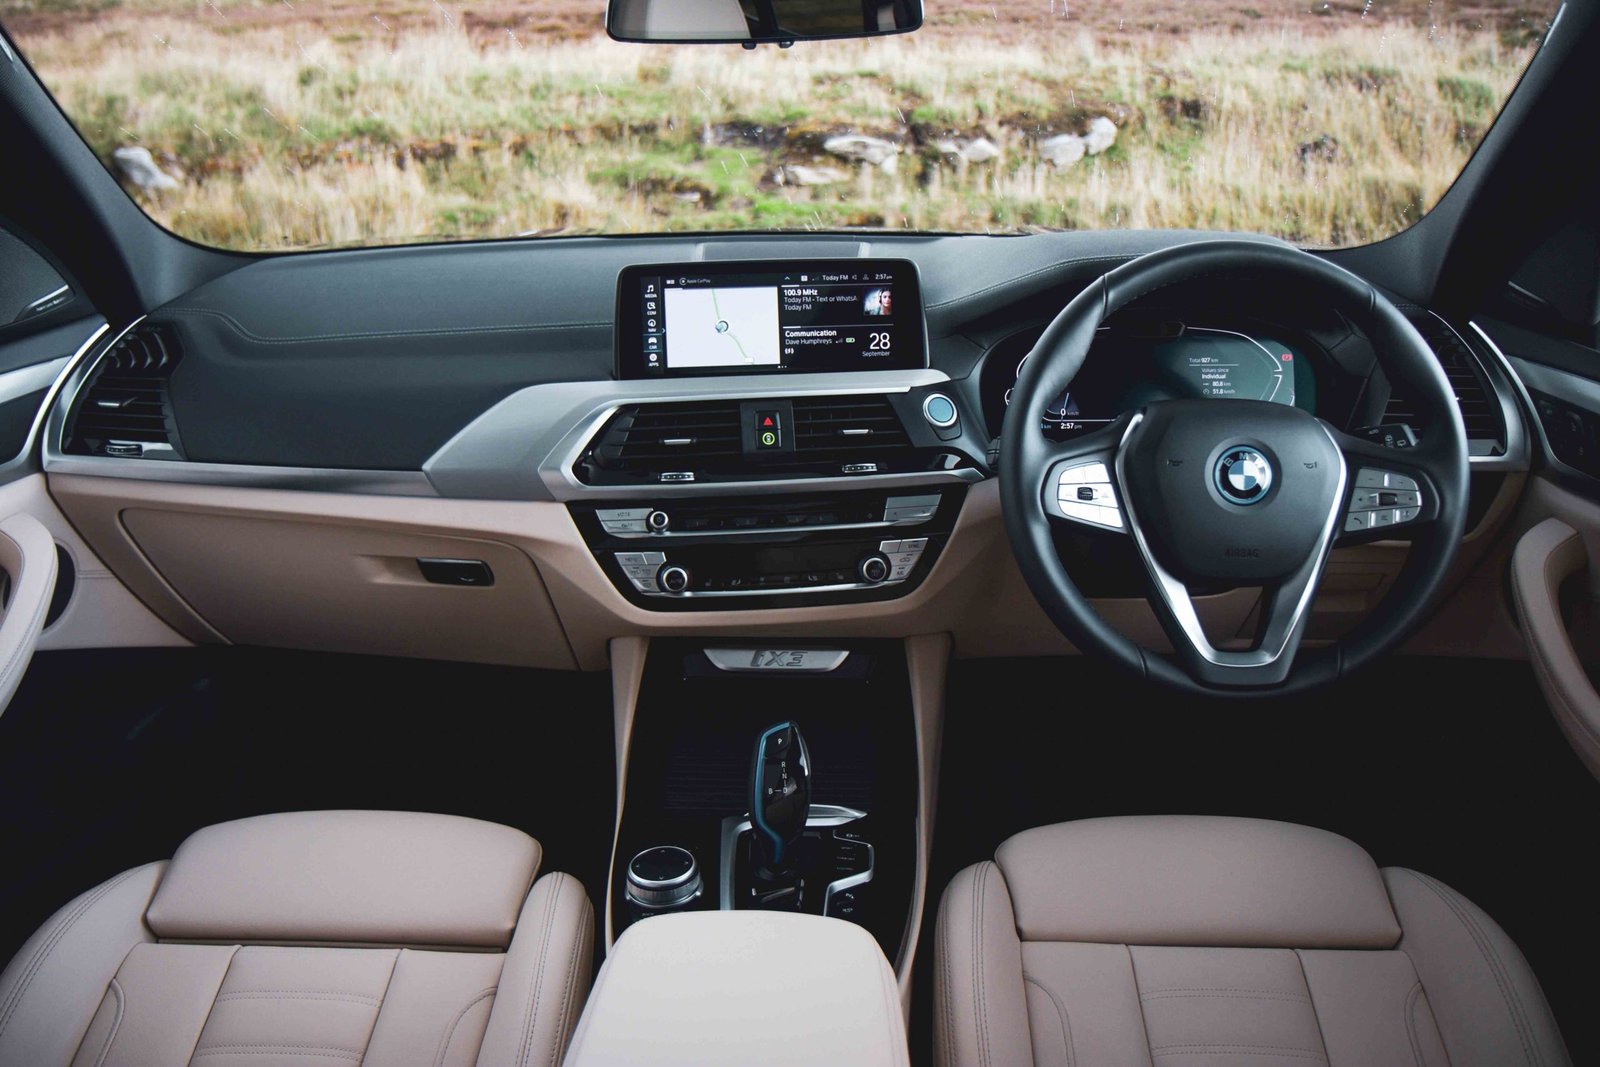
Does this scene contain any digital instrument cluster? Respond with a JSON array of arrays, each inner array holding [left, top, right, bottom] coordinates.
[[985, 321, 1320, 439]]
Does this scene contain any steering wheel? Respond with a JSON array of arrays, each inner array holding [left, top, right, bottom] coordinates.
[[1000, 241, 1470, 696]]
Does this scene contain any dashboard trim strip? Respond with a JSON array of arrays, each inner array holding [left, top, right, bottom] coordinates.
[[423, 368, 983, 501], [1430, 312, 1530, 472], [0, 321, 108, 481]]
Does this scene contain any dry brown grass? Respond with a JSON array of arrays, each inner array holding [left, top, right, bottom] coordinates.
[[1, 0, 1551, 249]]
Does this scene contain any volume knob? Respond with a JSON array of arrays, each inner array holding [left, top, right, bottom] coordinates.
[[659, 564, 691, 593], [647, 510, 671, 532]]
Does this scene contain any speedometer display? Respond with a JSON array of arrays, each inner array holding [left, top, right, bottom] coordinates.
[[1003, 323, 1317, 439], [1153, 329, 1294, 406]]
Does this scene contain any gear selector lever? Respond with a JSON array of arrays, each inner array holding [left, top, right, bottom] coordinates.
[[749, 722, 812, 894]]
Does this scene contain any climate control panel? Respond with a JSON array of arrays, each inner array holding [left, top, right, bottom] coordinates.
[[570, 486, 962, 611]]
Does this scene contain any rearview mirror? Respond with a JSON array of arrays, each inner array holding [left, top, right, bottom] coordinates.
[[607, 0, 922, 45]]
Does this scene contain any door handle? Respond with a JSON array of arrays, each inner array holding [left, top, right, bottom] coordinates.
[[1510, 517, 1600, 779]]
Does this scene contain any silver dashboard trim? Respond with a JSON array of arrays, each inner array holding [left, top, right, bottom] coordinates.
[[822, 841, 876, 919], [0, 321, 108, 481], [602, 516, 932, 539], [423, 369, 981, 501], [42, 454, 440, 495], [1425, 312, 1529, 472]]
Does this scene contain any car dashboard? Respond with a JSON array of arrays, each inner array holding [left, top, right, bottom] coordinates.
[[29, 229, 1532, 670]]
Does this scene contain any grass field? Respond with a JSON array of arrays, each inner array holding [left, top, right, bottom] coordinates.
[[0, 0, 1554, 250]]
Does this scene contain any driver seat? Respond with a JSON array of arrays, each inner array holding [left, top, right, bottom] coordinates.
[[935, 816, 1571, 1067], [0, 810, 593, 1066]]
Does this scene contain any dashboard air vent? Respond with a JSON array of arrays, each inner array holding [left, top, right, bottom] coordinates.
[[66, 324, 184, 459], [1385, 317, 1501, 444], [588, 400, 743, 472], [791, 395, 911, 457]]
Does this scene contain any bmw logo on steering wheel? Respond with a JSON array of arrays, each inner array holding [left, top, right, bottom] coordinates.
[[1215, 447, 1274, 505]]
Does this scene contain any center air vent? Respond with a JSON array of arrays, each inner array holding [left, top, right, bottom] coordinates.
[[577, 392, 945, 486], [587, 400, 743, 472], [791, 395, 912, 456], [1383, 316, 1502, 447], [66, 324, 184, 459]]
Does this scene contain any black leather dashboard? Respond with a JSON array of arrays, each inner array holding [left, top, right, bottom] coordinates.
[[144, 230, 1290, 471]]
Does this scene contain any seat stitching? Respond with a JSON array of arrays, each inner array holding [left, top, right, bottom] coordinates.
[[1397, 869, 1540, 1067], [547, 884, 589, 1067], [1149, 1048, 1325, 1061], [194, 1044, 366, 1054], [353, 948, 400, 1067], [214, 992, 382, 1004], [1140, 990, 1311, 1002], [1293, 949, 1333, 1067], [1021, 974, 1076, 1067], [973, 863, 990, 1067], [88, 977, 126, 1067], [182, 943, 241, 1067], [191, 1052, 359, 1061], [1403, 981, 1428, 1067], [1151, 1044, 1326, 1053], [1125, 945, 1157, 1065], [517, 877, 564, 1067], [0, 864, 153, 1038], [936, 877, 955, 1067], [432, 987, 497, 1067]]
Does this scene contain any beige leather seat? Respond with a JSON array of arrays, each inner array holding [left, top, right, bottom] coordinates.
[[936, 815, 1571, 1067], [0, 810, 594, 1066]]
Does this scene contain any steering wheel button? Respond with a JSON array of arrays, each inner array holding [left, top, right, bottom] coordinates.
[[1398, 506, 1420, 522], [1345, 511, 1373, 532], [1372, 509, 1398, 527]]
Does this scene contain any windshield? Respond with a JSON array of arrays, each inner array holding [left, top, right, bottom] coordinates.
[[0, 0, 1556, 252]]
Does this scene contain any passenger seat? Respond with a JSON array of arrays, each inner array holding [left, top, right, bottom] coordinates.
[[0, 810, 593, 1066]]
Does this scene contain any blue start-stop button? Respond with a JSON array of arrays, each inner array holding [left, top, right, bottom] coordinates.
[[923, 394, 957, 427]]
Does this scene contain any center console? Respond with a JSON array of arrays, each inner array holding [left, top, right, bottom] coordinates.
[[610, 639, 919, 967]]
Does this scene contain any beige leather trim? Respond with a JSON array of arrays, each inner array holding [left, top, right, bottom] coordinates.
[[1510, 517, 1600, 777], [50, 474, 1267, 670], [0, 510, 58, 714], [0, 862, 166, 1066], [565, 912, 908, 1067], [44, 463, 1526, 668], [898, 632, 950, 1011], [477, 871, 596, 1067], [994, 816, 1402, 949], [603, 635, 650, 950], [146, 811, 542, 949], [0, 474, 186, 651]]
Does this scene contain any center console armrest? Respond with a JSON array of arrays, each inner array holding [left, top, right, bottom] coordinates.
[[562, 912, 910, 1067]]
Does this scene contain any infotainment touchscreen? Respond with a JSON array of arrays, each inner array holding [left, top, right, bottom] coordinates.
[[615, 259, 926, 378]]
